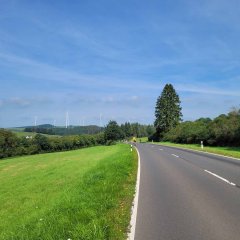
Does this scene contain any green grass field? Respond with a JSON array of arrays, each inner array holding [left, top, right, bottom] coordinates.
[[9, 130, 58, 138], [0, 144, 137, 240], [6, 128, 58, 138], [7, 128, 26, 132], [153, 142, 240, 159], [11, 130, 39, 137], [136, 137, 148, 143]]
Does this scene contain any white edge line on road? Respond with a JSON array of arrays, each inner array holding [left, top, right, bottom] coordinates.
[[128, 146, 141, 240], [156, 144, 240, 161], [171, 154, 179, 158], [204, 170, 236, 186]]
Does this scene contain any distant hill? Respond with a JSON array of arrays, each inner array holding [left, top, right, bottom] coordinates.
[[22, 125, 104, 136], [22, 124, 54, 129]]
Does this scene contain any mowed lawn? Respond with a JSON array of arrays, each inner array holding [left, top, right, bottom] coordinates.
[[0, 144, 137, 240]]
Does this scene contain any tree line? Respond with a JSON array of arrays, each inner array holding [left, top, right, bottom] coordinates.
[[24, 125, 103, 136], [24, 123, 155, 137], [163, 109, 240, 146], [152, 83, 240, 147], [120, 122, 155, 138], [0, 121, 154, 159], [0, 130, 105, 159], [103, 121, 154, 144]]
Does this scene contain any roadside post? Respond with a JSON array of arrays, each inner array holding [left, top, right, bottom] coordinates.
[[131, 144, 133, 152], [201, 141, 204, 149]]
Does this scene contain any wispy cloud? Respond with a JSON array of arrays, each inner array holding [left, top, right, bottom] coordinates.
[[187, 0, 240, 28], [0, 0, 240, 127], [0, 97, 51, 109], [2, 51, 239, 98], [0, 52, 163, 91], [176, 84, 240, 97]]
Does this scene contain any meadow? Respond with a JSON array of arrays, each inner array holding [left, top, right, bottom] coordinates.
[[8, 128, 58, 138], [0, 144, 137, 240]]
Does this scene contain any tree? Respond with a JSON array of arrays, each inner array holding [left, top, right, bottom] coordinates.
[[120, 122, 132, 138], [34, 134, 51, 152], [0, 129, 18, 158], [208, 110, 240, 146], [146, 125, 155, 137], [154, 84, 182, 140], [104, 121, 124, 144]]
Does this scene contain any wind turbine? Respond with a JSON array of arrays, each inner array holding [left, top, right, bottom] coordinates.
[[34, 116, 38, 127], [100, 113, 102, 127], [65, 112, 69, 128]]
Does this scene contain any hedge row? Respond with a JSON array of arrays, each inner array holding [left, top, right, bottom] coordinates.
[[162, 110, 240, 147], [0, 129, 105, 159]]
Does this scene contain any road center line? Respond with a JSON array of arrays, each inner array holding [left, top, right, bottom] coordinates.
[[204, 170, 236, 186], [171, 154, 179, 158], [159, 149, 163, 151]]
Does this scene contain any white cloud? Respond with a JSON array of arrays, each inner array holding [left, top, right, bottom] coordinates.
[[176, 84, 240, 97], [0, 97, 51, 109]]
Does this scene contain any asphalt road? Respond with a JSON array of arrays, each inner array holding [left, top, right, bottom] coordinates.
[[134, 143, 240, 240]]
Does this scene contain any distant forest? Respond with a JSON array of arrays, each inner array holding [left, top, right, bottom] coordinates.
[[24, 125, 103, 136], [24, 123, 155, 138]]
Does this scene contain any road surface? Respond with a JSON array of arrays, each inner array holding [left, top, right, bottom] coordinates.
[[134, 143, 240, 240]]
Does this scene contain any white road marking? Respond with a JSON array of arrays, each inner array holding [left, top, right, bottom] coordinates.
[[171, 154, 179, 158], [128, 146, 141, 240], [204, 170, 236, 186], [155, 143, 240, 161], [159, 149, 163, 151]]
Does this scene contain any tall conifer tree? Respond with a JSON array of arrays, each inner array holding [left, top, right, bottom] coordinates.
[[154, 84, 182, 139]]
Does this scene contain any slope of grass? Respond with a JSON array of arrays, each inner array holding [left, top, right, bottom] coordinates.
[[7, 127, 26, 132], [153, 141, 240, 159], [0, 144, 137, 240], [9, 130, 58, 138], [6, 128, 59, 137]]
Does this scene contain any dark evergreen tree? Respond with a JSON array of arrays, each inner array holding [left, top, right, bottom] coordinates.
[[104, 121, 124, 144], [120, 122, 132, 138], [146, 125, 155, 137], [154, 84, 182, 140]]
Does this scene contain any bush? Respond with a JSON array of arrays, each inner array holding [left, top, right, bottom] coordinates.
[[105, 140, 116, 146], [0, 130, 107, 160], [148, 132, 160, 142], [0, 129, 18, 158], [161, 110, 240, 147]]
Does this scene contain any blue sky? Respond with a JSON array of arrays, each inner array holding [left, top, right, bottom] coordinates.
[[0, 0, 240, 127]]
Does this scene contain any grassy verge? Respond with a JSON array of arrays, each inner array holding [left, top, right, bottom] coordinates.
[[152, 141, 240, 159], [0, 144, 137, 240], [136, 137, 148, 143]]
